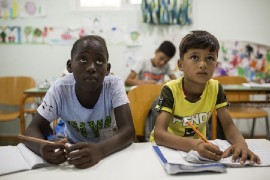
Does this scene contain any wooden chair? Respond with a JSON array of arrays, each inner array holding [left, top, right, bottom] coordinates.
[[212, 76, 269, 139], [127, 84, 163, 142], [0, 76, 36, 135]]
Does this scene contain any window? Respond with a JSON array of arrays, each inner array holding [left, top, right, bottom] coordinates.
[[80, 0, 121, 8], [70, 0, 141, 11]]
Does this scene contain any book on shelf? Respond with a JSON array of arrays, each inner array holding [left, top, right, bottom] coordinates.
[[0, 143, 54, 176], [152, 139, 270, 175]]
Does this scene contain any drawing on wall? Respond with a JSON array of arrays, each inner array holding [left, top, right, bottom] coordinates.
[[0, 0, 18, 19], [215, 41, 270, 83], [46, 27, 82, 46], [123, 26, 142, 47], [0, 0, 46, 19], [141, 0, 192, 25], [82, 16, 107, 39], [0, 26, 21, 44], [20, 0, 46, 17], [22, 26, 53, 44]]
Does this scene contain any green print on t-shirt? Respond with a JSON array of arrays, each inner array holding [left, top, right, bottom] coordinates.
[[88, 119, 103, 137], [67, 116, 112, 137]]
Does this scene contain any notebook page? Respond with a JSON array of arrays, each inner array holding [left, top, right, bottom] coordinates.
[[0, 145, 31, 175], [215, 139, 270, 166], [17, 143, 49, 168]]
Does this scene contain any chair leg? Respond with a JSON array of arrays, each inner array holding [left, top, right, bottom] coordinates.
[[265, 117, 270, 140], [251, 118, 256, 138]]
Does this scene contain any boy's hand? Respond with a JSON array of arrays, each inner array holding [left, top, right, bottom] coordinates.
[[39, 143, 67, 164], [195, 140, 223, 161], [222, 143, 261, 165], [66, 142, 103, 169]]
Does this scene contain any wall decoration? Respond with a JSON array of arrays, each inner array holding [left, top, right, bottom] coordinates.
[[22, 26, 53, 44], [215, 41, 270, 83], [141, 0, 192, 25], [0, 26, 21, 44], [46, 27, 81, 46], [0, 0, 18, 19], [20, 0, 46, 18]]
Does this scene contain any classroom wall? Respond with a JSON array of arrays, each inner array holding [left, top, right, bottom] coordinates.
[[0, 0, 270, 136]]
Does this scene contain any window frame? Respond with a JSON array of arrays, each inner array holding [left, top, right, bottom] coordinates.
[[69, 0, 141, 11]]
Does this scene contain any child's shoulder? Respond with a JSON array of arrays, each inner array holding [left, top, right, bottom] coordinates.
[[208, 78, 219, 86], [54, 73, 75, 87], [104, 74, 122, 84]]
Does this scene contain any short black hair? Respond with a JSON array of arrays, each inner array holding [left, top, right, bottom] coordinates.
[[71, 35, 109, 61], [157, 41, 176, 58], [179, 30, 219, 59]]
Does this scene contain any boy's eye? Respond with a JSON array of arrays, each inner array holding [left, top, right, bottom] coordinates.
[[191, 55, 199, 60], [80, 58, 87, 63], [96, 60, 103, 65], [207, 56, 215, 61]]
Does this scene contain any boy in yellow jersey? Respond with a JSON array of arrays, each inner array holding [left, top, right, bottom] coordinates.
[[150, 30, 260, 165]]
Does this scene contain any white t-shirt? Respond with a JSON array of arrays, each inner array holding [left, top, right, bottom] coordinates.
[[131, 59, 174, 84], [37, 74, 129, 143]]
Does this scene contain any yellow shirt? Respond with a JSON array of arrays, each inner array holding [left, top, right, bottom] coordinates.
[[150, 77, 228, 141]]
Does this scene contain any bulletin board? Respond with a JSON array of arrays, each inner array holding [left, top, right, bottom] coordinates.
[[215, 41, 270, 83]]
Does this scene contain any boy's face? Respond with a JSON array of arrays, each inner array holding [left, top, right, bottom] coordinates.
[[152, 51, 171, 68], [68, 40, 110, 92], [178, 48, 218, 84]]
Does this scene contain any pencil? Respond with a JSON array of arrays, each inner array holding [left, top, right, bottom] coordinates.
[[185, 120, 209, 143], [18, 134, 55, 144]]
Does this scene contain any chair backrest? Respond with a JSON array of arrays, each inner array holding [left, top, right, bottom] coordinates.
[[0, 76, 36, 106], [127, 84, 163, 138], [212, 76, 249, 102]]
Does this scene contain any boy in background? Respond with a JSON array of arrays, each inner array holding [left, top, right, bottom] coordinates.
[[125, 41, 177, 86], [150, 30, 260, 165]]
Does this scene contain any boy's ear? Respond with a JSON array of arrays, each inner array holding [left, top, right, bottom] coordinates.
[[66, 60, 72, 73], [177, 59, 183, 71], [106, 63, 111, 75]]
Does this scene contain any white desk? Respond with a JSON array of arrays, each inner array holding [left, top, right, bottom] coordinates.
[[1, 142, 270, 180]]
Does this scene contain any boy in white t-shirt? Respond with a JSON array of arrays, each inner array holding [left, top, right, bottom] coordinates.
[[125, 41, 177, 86], [24, 35, 135, 169]]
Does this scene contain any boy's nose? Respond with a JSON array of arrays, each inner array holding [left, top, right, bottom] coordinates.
[[199, 60, 207, 69], [87, 62, 96, 72]]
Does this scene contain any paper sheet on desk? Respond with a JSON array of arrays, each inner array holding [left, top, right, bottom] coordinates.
[[184, 139, 270, 167]]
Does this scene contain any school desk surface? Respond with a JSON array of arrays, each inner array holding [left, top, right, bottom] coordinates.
[[1, 142, 269, 180]]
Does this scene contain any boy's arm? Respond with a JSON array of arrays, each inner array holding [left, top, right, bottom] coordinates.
[[96, 104, 135, 156], [24, 113, 67, 164], [217, 107, 260, 164], [154, 111, 222, 160], [125, 70, 156, 86]]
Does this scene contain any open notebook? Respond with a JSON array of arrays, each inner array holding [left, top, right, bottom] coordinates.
[[153, 139, 270, 174], [184, 139, 270, 167], [0, 143, 54, 176]]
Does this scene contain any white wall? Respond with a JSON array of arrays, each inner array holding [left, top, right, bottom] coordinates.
[[0, 0, 269, 136]]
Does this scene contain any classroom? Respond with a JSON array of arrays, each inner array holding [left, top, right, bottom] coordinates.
[[0, 0, 270, 179]]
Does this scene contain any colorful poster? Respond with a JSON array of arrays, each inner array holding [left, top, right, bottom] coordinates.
[[215, 41, 270, 83], [0, 0, 18, 19], [20, 0, 46, 18], [0, 26, 21, 44]]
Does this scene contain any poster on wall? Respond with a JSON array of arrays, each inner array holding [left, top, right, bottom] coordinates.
[[0, 0, 18, 19], [20, 0, 46, 18], [215, 41, 270, 83], [22, 26, 53, 44], [0, 26, 21, 44], [45, 26, 82, 46]]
